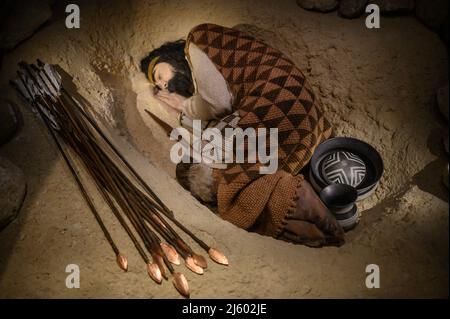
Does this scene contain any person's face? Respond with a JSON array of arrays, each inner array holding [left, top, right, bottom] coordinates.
[[152, 62, 174, 92]]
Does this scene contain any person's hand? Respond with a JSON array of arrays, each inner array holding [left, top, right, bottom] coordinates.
[[279, 179, 345, 247], [155, 90, 187, 112]]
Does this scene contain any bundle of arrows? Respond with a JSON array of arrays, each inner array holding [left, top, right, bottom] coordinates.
[[10, 60, 228, 298]]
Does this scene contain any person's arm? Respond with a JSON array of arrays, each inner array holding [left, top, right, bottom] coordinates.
[[185, 42, 233, 120], [182, 94, 219, 121]]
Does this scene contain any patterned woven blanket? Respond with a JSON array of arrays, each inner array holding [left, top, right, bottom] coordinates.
[[186, 23, 332, 236]]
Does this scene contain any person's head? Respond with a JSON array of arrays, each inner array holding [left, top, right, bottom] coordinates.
[[140, 40, 194, 97]]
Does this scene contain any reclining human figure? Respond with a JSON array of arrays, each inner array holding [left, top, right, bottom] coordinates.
[[141, 23, 344, 247]]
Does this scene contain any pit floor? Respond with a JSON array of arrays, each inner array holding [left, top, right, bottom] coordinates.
[[0, 0, 448, 298]]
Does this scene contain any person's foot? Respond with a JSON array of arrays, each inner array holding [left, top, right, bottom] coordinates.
[[279, 178, 345, 247]]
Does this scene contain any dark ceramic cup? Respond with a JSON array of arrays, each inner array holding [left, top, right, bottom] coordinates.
[[320, 184, 359, 231]]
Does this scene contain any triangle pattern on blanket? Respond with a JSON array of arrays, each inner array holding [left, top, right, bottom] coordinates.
[[187, 23, 333, 181]]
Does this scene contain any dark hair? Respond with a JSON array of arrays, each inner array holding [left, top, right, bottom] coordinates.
[[140, 39, 194, 97]]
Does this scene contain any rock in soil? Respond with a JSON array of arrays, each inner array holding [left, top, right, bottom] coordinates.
[[443, 164, 449, 189], [338, 0, 368, 19], [415, 0, 449, 30], [0, 0, 52, 50], [0, 99, 22, 146], [371, 0, 415, 14], [0, 157, 26, 230], [297, 0, 339, 12], [437, 83, 449, 122]]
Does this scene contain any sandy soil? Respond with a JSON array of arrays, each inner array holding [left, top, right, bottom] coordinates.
[[0, 0, 448, 298]]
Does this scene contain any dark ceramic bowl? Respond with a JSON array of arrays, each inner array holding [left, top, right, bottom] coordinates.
[[335, 204, 359, 231], [310, 137, 384, 201]]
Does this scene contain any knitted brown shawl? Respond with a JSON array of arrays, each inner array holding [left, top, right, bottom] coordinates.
[[186, 23, 332, 237]]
